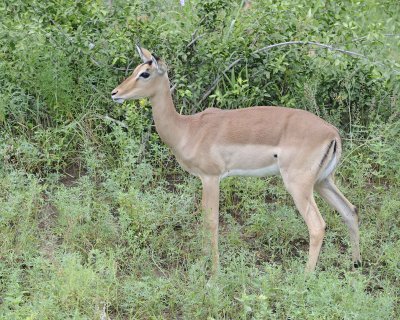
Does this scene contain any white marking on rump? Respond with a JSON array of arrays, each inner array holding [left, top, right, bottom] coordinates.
[[220, 163, 280, 179], [318, 154, 337, 181]]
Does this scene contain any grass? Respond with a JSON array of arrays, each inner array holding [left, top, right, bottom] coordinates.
[[0, 148, 399, 319]]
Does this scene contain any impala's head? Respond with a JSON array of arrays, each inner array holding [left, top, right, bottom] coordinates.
[[111, 45, 167, 103]]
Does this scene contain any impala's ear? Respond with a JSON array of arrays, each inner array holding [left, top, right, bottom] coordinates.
[[151, 53, 168, 74], [135, 44, 152, 63], [151, 54, 166, 74]]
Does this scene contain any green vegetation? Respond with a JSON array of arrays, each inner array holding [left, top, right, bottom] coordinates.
[[1, 0, 399, 318]]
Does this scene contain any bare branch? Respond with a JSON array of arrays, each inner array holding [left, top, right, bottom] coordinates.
[[252, 41, 366, 58], [199, 57, 243, 105], [186, 34, 206, 48], [170, 82, 177, 93], [97, 114, 128, 129], [198, 40, 391, 105], [125, 60, 135, 77], [137, 125, 152, 163]]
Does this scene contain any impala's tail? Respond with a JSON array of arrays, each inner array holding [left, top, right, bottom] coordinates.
[[317, 139, 341, 181]]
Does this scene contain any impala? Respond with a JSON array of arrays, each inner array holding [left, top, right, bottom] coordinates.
[[111, 46, 361, 274]]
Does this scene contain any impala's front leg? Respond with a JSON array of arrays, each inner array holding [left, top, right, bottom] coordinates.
[[201, 176, 220, 275]]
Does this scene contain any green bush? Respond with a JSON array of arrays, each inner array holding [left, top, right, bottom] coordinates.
[[0, 0, 399, 318]]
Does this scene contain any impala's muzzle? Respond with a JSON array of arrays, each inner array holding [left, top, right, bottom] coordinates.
[[111, 89, 125, 104]]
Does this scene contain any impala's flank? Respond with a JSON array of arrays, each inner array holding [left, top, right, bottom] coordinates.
[[111, 46, 361, 274]]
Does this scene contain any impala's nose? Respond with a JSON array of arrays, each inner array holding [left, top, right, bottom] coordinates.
[[111, 89, 125, 104]]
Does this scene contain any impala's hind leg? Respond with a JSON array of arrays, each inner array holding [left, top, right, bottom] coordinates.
[[282, 173, 326, 272], [316, 176, 361, 268]]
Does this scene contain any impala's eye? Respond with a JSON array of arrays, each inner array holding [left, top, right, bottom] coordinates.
[[140, 72, 150, 79]]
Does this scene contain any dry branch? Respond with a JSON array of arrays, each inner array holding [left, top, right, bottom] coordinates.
[[198, 41, 376, 105]]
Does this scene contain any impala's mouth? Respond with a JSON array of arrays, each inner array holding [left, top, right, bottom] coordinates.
[[112, 97, 125, 104]]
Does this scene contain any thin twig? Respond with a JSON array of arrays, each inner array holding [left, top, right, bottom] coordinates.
[[90, 57, 101, 67], [48, 18, 74, 43], [150, 249, 167, 277], [170, 82, 177, 93], [253, 41, 365, 57], [137, 125, 152, 163], [125, 60, 135, 77], [199, 57, 243, 105], [114, 66, 135, 72], [97, 114, 128, 129], [91, 56, 135, 72], [187, 34, 206, 48]]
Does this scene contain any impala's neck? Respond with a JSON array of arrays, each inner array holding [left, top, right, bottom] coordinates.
[[149, 76, 185, 149]]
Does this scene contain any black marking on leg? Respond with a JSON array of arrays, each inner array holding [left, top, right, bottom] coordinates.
[[274, 154, 278, 158], [353, 260, 362, 268], [354, 206, 361, 226]]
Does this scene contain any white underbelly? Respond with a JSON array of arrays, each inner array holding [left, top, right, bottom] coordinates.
[[220, 163, 280, 179]]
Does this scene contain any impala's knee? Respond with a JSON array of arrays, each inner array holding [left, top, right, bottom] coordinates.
[[342, 206, 359, 225]]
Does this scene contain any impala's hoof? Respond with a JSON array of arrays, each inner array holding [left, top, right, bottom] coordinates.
[[353, 260, 362, 269]]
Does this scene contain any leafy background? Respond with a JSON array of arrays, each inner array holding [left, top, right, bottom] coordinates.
[[0, 0, 399, 318]]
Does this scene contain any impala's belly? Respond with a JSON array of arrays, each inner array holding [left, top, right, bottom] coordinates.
[[220, 163, 280, 179], [218, 144, 280, 179]]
